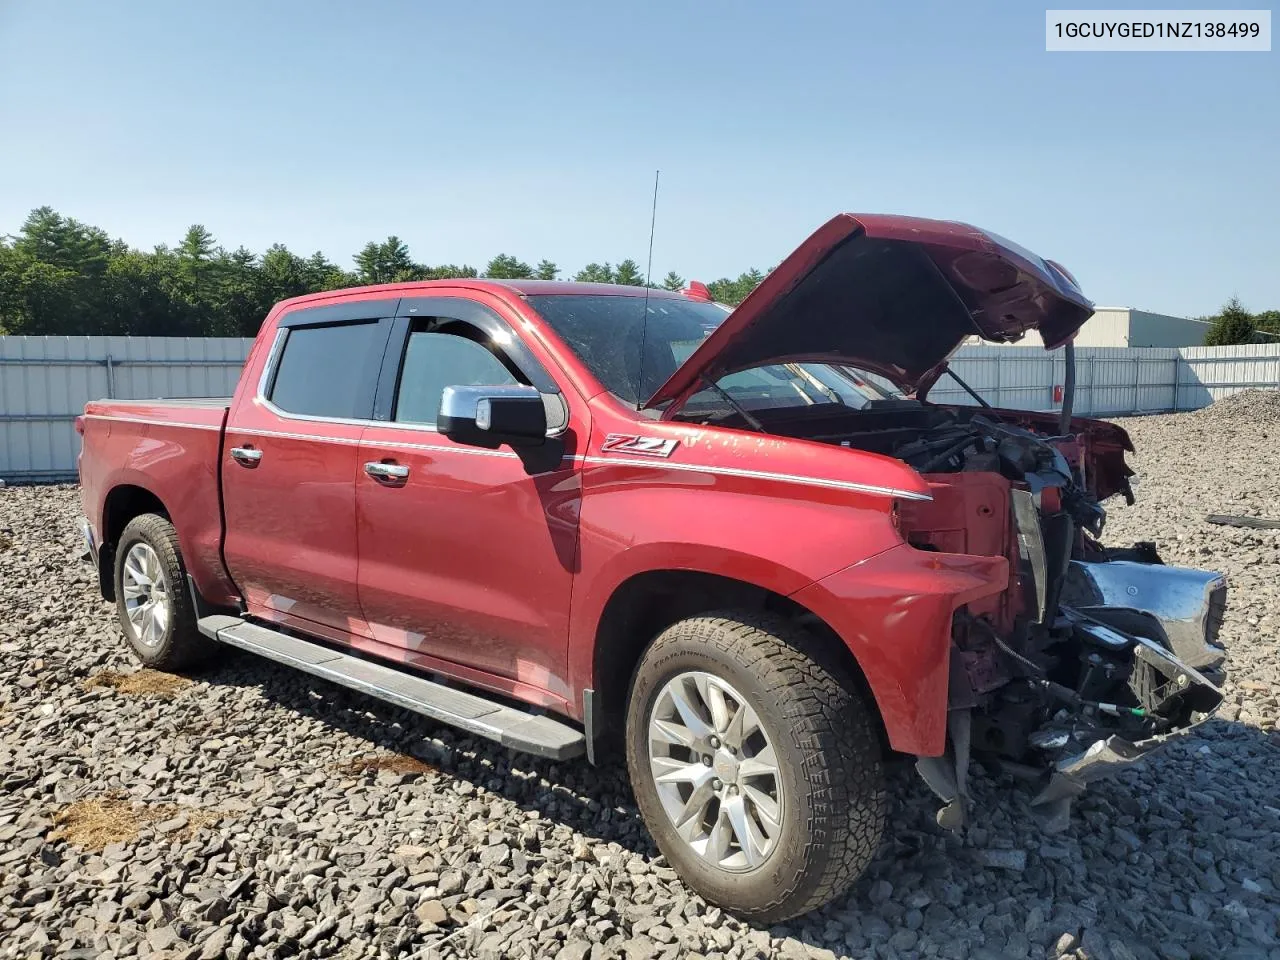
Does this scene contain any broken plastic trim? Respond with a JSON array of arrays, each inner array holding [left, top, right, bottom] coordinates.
[[1030, 705, 1220, 832], [1011, 489, 1047, 622], [1028, 621, 1224, 832]]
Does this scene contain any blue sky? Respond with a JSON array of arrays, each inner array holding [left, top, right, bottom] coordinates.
[[0, 1, 1275, 317]]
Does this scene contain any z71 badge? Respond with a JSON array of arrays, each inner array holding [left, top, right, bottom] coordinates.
[[601, 434, 680, 458]]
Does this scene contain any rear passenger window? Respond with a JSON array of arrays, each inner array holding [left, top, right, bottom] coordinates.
[[270, 321, 385, 419], [395, 328, 518, 426]]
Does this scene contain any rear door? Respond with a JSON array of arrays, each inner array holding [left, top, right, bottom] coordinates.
[[222, 298, 398, 642], [354, 294, 584, 707]]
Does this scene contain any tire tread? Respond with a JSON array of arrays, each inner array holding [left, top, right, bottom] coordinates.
[[115, 513, 211, 671], [627, 609, 887, 921]]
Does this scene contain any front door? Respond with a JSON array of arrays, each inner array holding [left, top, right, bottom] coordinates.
[[222, 301, 397, 641], [355, 295, 583, 708]]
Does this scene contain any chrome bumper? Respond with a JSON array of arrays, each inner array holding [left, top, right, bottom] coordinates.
[[1067, 559, 1227, 669], [1029, 558, 1229, 831]]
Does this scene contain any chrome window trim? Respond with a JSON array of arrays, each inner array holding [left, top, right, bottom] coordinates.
[[256, 321, 569, 439], [230, 425, 582, 464]]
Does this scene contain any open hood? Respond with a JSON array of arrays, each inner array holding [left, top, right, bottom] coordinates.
[[644, 213, 1094, 408]]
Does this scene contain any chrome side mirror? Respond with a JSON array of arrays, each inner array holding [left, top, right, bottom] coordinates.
[[438, 384, 547, 448]]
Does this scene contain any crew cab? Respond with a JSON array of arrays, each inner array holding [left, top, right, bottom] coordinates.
[[77, 214, 1226, 921]]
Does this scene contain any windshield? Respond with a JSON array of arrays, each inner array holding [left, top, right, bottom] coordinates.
[[527, 294, 726, 404], [528, 293, 902, 411], [680, 362, 899, 420]]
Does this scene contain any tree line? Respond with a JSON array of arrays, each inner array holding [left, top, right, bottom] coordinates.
[[3, 207, 1273, 346], [1202, 297, 1280, 346], [0, 208, 768, 338]]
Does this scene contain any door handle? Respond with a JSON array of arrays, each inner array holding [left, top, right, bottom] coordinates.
[[364, 461, 410, 482], [230, 446, 263, 466]]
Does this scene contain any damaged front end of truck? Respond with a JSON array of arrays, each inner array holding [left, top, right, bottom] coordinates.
[[644, 213, 1228, 831], [896, 406, 1227, 832]]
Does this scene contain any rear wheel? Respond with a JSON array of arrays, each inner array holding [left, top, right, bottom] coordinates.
[[625, 611, 886, 922], [113, 514, 212, 671]]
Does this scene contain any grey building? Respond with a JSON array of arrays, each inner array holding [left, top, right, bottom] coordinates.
[[975, 307, 1211, 348]]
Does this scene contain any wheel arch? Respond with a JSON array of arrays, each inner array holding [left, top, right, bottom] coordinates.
[[97, 483, 170, 601], [588, 568, 889, 757]]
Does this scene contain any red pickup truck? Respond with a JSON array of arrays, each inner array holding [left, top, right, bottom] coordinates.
[[77, 213, 1226, 920]]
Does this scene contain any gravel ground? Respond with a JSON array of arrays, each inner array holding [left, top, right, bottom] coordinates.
[[2, 396, 1279, 960]]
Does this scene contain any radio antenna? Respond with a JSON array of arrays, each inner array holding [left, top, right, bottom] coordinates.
[[636, 169, 660, 408]]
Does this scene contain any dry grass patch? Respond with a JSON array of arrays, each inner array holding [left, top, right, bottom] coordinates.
[[333, 753, 434, 778], [49, 796, 141, 850], [50, 795, 219, 850], [83, 669, 191, 698]]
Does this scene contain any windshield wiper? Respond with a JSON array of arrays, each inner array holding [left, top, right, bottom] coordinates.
[[701, 377, 766, 432], [785, 364, 843, 405]]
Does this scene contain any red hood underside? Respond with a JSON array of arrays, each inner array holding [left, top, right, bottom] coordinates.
[[645, 213, 1095, 408]]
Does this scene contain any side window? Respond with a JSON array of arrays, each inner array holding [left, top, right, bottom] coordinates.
[[394, 325, 519, 426], [269, 320, 386, 419]]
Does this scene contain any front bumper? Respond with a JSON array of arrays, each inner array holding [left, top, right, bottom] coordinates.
[[1030, 562, 1228, 830], [1030, 696, 1220, 832], [1033, 696, 1219, 803], [1066, 559, 1227, 669]]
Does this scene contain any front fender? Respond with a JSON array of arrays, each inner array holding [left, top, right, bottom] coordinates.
[[566, 456, 907, 709], [792, 545, 1009, 756]]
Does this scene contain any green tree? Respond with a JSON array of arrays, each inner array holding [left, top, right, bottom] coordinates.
[[613, 259, 645, 287], [13, 207, 111, 278], [708, 268, 765, 306], [484, 254, 533, 279], [1204, 297, 1257, 346], [0, 206, 792, 338], [103, 248, 192, 336], [1253, 309, 1280, 337], [4, 206, 116, 333], [178, 224, 216, 261], [574, 262, 615, 283], [421, 263, 478, 280], [0, 249, 80, 334], [355, 236, 415, 284]]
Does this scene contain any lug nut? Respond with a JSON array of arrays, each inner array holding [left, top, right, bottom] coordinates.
[[709, 736, 720, 749], [702, 755, 713, 766], [712, 778, 723, 791]]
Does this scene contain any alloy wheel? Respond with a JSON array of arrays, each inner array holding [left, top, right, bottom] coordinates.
[[121, 542, 170, 649], [647, 670, 784, 871]]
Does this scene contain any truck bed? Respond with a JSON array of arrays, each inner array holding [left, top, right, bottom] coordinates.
[[79, 397, 235, 606]]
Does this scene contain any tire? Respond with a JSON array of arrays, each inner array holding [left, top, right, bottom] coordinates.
[[113, 513, 211, 671], [625, 610, 886, 922]]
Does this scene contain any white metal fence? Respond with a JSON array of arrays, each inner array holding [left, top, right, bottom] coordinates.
[[1, 336, 253, 481], [1, 336, 1278, 482], [934, 343, 1280, 417]]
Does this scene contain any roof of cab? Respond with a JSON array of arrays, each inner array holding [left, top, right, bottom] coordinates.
[[274, 278, 686, 313]]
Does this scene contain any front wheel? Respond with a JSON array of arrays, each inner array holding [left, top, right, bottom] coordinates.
[[625, 611, 886, 922]]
